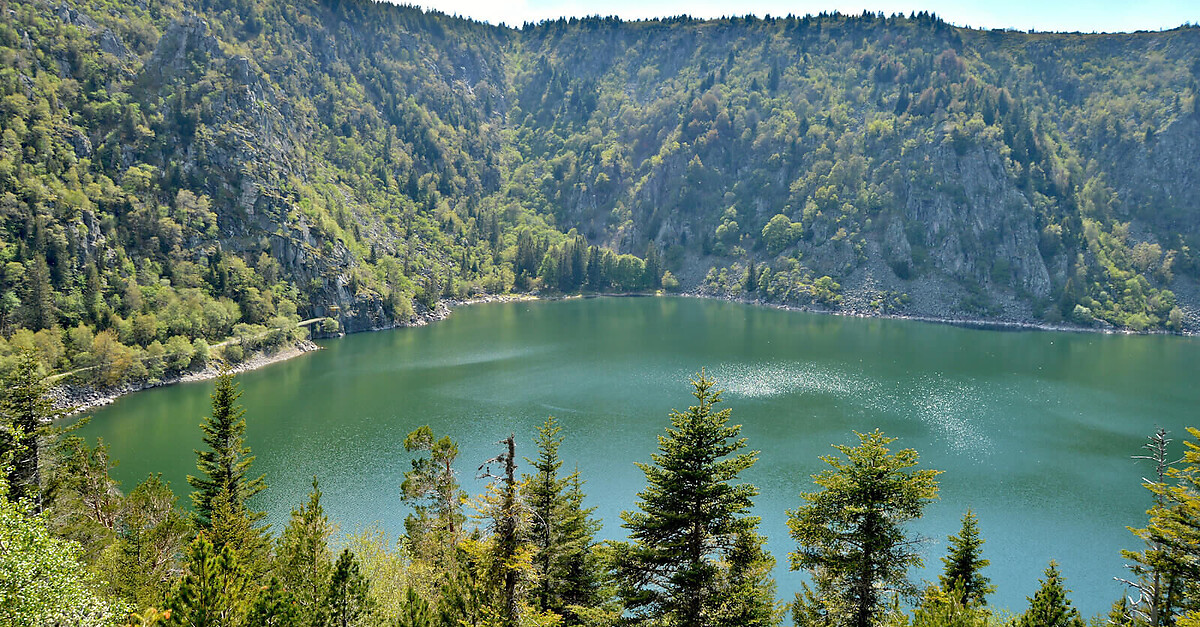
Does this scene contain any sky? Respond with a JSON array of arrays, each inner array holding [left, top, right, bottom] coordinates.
[[400, 0, 1198, 33]]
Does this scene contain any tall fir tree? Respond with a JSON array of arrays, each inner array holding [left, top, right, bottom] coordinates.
[[522, 417, 605, 619], [1013, 561, 1085, 627], [612, 372, 772, 626], [939, 509, 993, 606], [188, 371, 266, 532], [787, 429, 941, 627]]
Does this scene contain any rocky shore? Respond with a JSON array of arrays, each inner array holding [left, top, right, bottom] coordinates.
[[50, 294, 541, 417]]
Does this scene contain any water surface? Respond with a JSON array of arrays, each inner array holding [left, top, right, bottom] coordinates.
[[79, 297, 1199, 615]]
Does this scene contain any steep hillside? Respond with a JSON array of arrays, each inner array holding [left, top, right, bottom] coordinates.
[[2, 0, 1198, 382]]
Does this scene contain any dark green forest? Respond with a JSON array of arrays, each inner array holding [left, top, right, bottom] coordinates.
[[2, 0, 1200, 391], [2, 362, 1200, 626]]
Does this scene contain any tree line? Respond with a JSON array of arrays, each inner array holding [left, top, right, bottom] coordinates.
[[1, 357, 1199, 626]]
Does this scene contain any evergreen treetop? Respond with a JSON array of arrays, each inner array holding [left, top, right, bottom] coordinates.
[[613, 371, 769, 626], [939, 508, 994, 606], [187, 371, 266, 535]]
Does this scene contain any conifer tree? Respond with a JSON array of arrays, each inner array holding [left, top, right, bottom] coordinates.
[[187, 371, 266, 533], [402, 425, 466, 563], [612, 371, 771, 626], [939, 509, 993, 606], [1013, 561, 1085, 627], [397, 587, 433, 627], [324, 548, 373, 627], [244, 577, 301, 627], [274, 477, 334, 617], [711, 528, 780, 627], [167, 533, 250, 627], [0, 348, 60, 507], [522, 417, 605, 618], [479, 434, 532, 627], [787, 430, 941, 627], [1123, 428, 1198, 625]]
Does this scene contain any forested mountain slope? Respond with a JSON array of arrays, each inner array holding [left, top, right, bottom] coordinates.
[[2, 0, 1199, 380]]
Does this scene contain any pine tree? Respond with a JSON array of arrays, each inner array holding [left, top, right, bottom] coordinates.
[[787, 430, 941, 627], [167, 533, 250, 627], [1013, 561, 1085, 627], [324, 548, 373, 627], [401, 425, 466, 561], [612, 371, 770, 626], [274, 477, 334, 617], [397, 587, 433, 627], [1123, 428, 1196, 625], [244, 577, 301, 627], [478, 434, 530, 627], [938, 509, 993, 606], [187, 371, 266, 532]]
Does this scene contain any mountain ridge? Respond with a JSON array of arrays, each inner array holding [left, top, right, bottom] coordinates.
[[1, 0, 1198, 383]]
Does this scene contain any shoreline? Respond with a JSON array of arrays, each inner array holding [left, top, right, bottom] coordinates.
[[678, 292, 1197, 337], [53, 290, 1192, 417], [50, 294, 540, 417]]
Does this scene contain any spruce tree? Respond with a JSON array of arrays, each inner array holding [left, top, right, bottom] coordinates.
[[522, 417, 604, 618], [787, 430, 941, 627], [187, 371, 266, 532], [711, 528, 780, 627], [1013, 561, 1085, 627], [938, 509, 993, 606], [612, 371, 771, 626]]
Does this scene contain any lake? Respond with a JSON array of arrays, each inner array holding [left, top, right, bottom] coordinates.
[[77, 296, 1199, 615]]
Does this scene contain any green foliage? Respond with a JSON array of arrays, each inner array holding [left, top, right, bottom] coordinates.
[[1012, 562, 1085, 627], [0, 477, 124, 625], [187, 371, 268, 575], [1123, 428, 1200, 623], [0, 348, 59, 504], [910, 584, 996, 627], [107, 474, 193, 610], [324, 548, 374, 627], [273, 476, 335, 618], [787, 430, 942, 627], [401, 425, 467, 563], [612, 371, 772, 626], [188, 372, 265, 529], [522, 417, 608, 622], [939, 510, 994, 607], [166, 533, 250, 627]]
